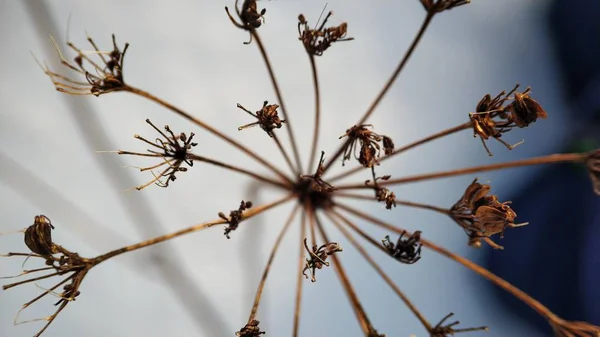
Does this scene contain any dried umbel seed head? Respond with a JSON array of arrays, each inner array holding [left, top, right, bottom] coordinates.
[[225, 0, 267, 44], [302, 238, 343, 282], [420, 0, 471, 13], [3, 218, 94, 337], [40, 34, 129, 97], [451, 179, 528, 250], [469, 85, 547, 156], [236, 319, 265, 337], [339, 124, 394, 167], [236, 101, 285, 138], [430, 312, 488, 337], [219, 200, 253, 239], [297, 10, 354, 56], [24, 215, 56, 256], [586, 149, 600, 195], [118, 119, 198, 190], [381, 231, 422, 264]]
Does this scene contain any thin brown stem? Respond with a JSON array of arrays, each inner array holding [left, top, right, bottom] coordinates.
[[2, 272, 63, 291], [292, 208, 308, 337], [248, 204, 300, 322], [329, 122, 472, 182], [335, 202, 560, 323], [251, 31, 303, 175], [335, 192, 450, 215], [307, 55, 321, 172], [326, 209, 432, 332], [307, 201, 317, 248], [314, 212, 374, 335], [187, 154, 288, 189], [336, 152, 588, 190], [124, 85, 294, 185], [272, 133, 297, 177], [93, 194, 294, 263], [322, 13, 436, 173]]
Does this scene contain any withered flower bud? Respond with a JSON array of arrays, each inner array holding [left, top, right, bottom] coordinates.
[[220, 200, 253, 239], [225, 0, 267, 44], [297, 11, 353, 56], [24, 215, 56, 256], [339, 124, 394, 167], [586, 149, 600, 195], [237, 101, 285, 138], [240, 0, 266, 29], [507, 91, 547, 128], [381, 231, 422, 264], [451, 179, 528, 249], [359, 145, 378, 168], [236, 319, 265, 337], [366, 172, 396, 209], [302, 238, 342, 282], [376, 188, 396, 210], [382, 136, 395, 156]]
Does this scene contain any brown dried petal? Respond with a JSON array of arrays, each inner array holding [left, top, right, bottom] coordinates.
[[24, 215, 55, 256], [463, 179, 491, 210], [474, 205, 515, 236], [382, 136, 395, 155], [476, 94, 492, 112], [359, 145, 377, 168], [509, 92, 547, 128]]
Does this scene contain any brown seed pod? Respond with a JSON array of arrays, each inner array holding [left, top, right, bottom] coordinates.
[[24, 215, 56, 256], [508, 91, 548, 128]]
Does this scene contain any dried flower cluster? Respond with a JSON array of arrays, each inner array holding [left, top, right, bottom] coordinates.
[[298, 10, 354, 56], [219, 200, 254, 239], [470, 85, 548, 156], [365, 171, 396, 209], [450, 179, 528, 250], [382, 231, 423, 264], [236, 101, 285, 138], [302, 238, 343, 282], [3, 216, 94, 337], [3, 1, 600, 337], [39, 34, 128, 96], [118, 119, 198, 190], [339, 124, 395, 167]]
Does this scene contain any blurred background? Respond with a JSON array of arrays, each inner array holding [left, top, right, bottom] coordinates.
[[0, 1, 596, 336]]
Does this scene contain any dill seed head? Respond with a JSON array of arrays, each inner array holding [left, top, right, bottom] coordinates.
[[298, 11, 354, 56], [381, 231, 423, 265], [451, 179, 528, 250]]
